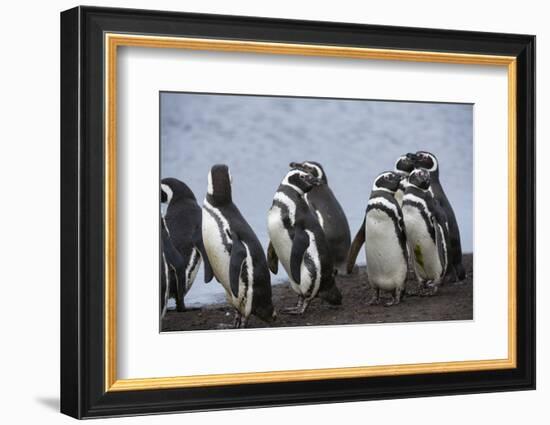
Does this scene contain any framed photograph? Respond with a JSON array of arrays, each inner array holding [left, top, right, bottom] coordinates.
[[60, 6, 535, 419]]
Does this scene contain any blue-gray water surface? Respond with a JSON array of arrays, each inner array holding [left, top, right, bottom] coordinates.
[[161, 93, 473, 307]]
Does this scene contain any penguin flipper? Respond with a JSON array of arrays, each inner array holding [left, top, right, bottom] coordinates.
[[161, 224, 185, 275], [267, 241, 279, 274], [229, 235, 247, 299], [194, 232, 214, 283], [431, 214, 448, 276], [347, 217, 366, 274], [290, 226, 310, 284]]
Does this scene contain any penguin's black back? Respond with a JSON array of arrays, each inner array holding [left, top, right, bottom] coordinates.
[[162, 179, 202, 257], [429, 175, 464, 276], [164, 198, 202, 255], [306, 184, 351, 251]]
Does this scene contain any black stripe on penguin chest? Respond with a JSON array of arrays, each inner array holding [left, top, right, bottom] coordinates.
[[402, 198, 436, 243], [272, 199, 295, 237], [186, 250, 201, 280], [366, 201, 407, 260], [272, 186, 304, 238], [238, 256, 250, 306], [302, 252, 318, 297], [203, 204, 232, 253]]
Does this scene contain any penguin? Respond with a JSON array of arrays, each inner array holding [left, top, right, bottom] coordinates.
[[401, 168, 450, 295], [288, 161, 352, 275], [393, 154, 416, 207], [160, 217, 185, 319], [201, 164, 276, 328], [393, 154, 418, 279], [346, 172, 408, 306], [267, 169, 342, 314], [407, 151, 465, 282], [161, 177, 213, 312]]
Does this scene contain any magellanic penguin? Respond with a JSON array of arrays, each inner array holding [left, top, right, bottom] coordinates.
[[161, 178, 213, 312], [393, 154, 416, 207], [408, 151, 465, 282], [160, 217, 185, 320], [393, 154, 418, 279], [202, 164, 276, 328], [288, 161, 352, 275], [267, 169, 343, 314], [402, 168, 450, 295], [346, 172, 408, 306]]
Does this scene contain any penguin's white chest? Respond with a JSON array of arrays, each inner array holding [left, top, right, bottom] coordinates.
[[394, 189, 404, 207], [267, 205, 293, 275], [402, 204, 443, 280], [267, 205, 320, 298], [202, 205, 231, 293], [365, 210, 407, 290]]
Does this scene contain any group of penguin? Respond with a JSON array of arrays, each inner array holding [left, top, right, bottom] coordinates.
[[160, 151, 465, 328]]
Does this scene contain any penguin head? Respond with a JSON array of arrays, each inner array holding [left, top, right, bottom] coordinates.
[[161, 178, 196, 205], [289, 161, 328, 184], [394, 155, 415, 176], [408, 151, 439, 175], [319, 282, 343, 306], [282, 169, 322, 195], [373, 171, 402, 193], [408, 168, 431, 190], [207, 164, 233, 205]]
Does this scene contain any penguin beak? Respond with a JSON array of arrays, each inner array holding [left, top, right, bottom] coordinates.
[[289, 161, 303, 170], [406, 152, 418, 161]]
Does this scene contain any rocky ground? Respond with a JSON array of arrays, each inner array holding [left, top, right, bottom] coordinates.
[[161, 254, 473, 332]]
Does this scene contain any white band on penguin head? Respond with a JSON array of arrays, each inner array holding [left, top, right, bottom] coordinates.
[[282, 170, 305, 195], [207, 170, 213, 195], [305, 162, 323, 180], [427, 154, 438, 172], [161, 183, 173, 204]]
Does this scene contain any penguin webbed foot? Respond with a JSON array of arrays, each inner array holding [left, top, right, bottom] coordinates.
[[383, 297, 395, 307], [232, 314, 248, 329], [366, 289, 381, 306], [282, 297, 310, 315], [232, 311, 242, 329], [384, 289, 403, 307], [420, 281, 439, 296]]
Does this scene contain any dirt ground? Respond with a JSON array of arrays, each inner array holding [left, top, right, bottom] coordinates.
[[161, 254, 473, 332]]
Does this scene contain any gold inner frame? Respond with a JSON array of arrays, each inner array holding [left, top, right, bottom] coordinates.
[[104, 33, 517, 392]]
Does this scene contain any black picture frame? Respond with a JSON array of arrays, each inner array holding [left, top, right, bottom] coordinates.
[[60, 5, 535, 419]]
